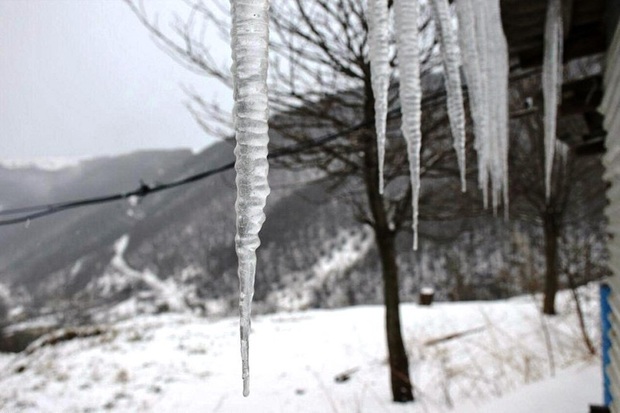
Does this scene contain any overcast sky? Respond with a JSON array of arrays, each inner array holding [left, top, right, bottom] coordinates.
[[0, 0, 231, 160]]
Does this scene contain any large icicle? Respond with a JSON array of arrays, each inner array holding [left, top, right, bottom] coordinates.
[[543, 0, 563, 201], [483, 2, 500, 211], [456, 0, 509, 211], [394, 0, 422, 250], [230, 0, 271, 397], [494, 3, 510, 217], [367, 0, 390, 194], [456, 0, 489, 206], [430, 0, 467, 191]]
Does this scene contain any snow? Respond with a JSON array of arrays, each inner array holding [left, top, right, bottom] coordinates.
[[230, 0, 272, 396], [0, 157, 84, 171], [420, 287, 435, 295], [430, 0, 467, 191], [543, 0, 563, 201], [459, 363, 601, 413], [367, 0, 390, 194], [0, 285, 602, 412], [268, 227, 374, 311], [84, 236, 192, 323], [394, 0, 423, 250], [0, 282, 11, 306]]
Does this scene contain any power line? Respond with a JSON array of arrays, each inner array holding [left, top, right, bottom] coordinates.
[[0, 68, 547, 228], [0, 108, 402, 227]]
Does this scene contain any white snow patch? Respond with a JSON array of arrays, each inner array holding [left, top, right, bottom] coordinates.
[[0, 157, 84, 171], [459, 363, 600, 413], [0, 285, 601, 412], [88, 236, 189, 322], [0, 282, 11, 306], [269, 228, 374, 311], [69, 259, 84, 278]]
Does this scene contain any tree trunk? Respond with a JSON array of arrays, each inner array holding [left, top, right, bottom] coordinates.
[[361, 133, 414, 402], [542, 212, 559, 315], [375, 227, 415, 402], [360, 72, 413, 402]]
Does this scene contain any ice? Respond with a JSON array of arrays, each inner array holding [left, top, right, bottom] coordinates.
[[456, 0, 488, 206], [367, 0, 390, 194], [556, 139, 569, 171], [473, 0, 491, 209], [230, 0, 271, 397], [394, 0, 422, 250], [543, 0, 563, 201], [485, 0, 509, 213], [497, 30, 510, 217], [456, 0, 509, 211], [430, 0, 467, 191]]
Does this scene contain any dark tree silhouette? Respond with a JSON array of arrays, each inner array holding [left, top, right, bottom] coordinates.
[[508, 71, 607, 315]]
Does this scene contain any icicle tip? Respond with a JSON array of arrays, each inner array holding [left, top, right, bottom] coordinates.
[[243, 378, 250, 397]]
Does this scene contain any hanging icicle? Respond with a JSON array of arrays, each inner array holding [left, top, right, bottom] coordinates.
[[394, 0, 422, 250], [494, 5, 510, 218], [367, 0, 390, 194], [485, 0, 510, 214], [456, 0, 509, 211], [430, 0, 467, 192], [543, 0, 563, 201], [456, 0, 488, 206], [230, 0, 271, 397]]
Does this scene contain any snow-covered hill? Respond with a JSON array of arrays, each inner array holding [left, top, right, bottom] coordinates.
[[0, 285, 602, 412], [0, 157, 84, 171], [0, 140, 608, 329]]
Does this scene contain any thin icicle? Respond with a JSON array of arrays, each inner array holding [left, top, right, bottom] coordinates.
[[367, 0, 390, 194], [496, 15, 510, 219], [485, 0, 509, 213], [485, 5, 500, 213], [475, 0, 492, 209], [457, 0, 488, 206], [230, 0, 271, 397], [543, 0, 563, 201], [394, 0, 422, 250], [430, 0, 467, 192]]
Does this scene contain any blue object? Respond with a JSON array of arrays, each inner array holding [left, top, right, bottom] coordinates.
[[601, 282, 612, 407]]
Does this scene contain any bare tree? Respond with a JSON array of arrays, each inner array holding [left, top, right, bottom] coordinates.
[[125, 0, 469, 402], [509, 73, 606, 315]]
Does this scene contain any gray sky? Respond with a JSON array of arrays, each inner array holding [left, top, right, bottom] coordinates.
[[0, 0, 231, 160]]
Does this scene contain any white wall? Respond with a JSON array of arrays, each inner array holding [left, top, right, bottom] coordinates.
[[601, 18, 620, 412]]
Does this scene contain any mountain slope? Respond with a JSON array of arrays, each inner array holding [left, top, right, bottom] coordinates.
[[0, 140, 608, 328]]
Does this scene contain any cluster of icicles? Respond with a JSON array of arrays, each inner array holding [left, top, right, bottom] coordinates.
[[228, 0, 563, 396], [369, 0, 511, 249]]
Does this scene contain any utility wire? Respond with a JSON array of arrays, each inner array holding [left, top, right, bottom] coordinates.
[[0, 67, 547, 228], [0, 65, 543, 227], [0, 107, 402, 227]]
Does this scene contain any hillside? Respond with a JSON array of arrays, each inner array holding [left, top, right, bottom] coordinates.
[[0, 139, 608, 335]]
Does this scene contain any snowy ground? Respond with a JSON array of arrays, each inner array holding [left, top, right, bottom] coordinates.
[[0, 285, 602, 412]]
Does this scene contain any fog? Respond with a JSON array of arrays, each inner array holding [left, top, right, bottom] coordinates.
[[0, 0, 231, 160]]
